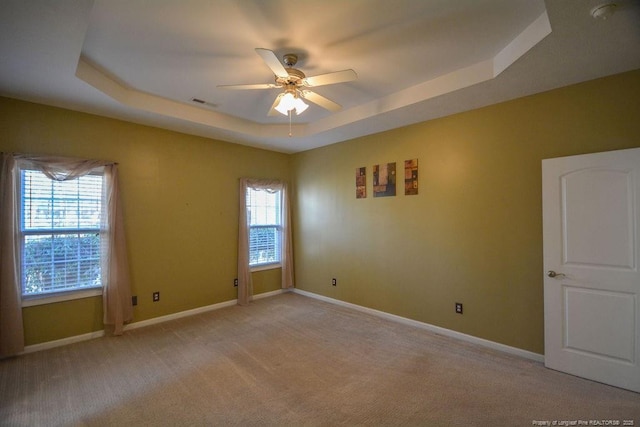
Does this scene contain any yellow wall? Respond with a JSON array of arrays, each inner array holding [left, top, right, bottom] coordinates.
[[0, 98, 290, 345], [291, 69, 640, 354]]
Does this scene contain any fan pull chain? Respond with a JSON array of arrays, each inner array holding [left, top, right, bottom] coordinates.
[[288, 110, 292, 137]]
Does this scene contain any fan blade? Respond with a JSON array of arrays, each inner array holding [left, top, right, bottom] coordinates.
[[303, 69, 357, 87], [300, 90, 342, 112], [268, 93, 285, 116], [255, 48, 289, 79], [217, 83, 279, 90]]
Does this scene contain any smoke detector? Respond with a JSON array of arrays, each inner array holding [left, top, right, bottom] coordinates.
[[591, 3, 617, 20]]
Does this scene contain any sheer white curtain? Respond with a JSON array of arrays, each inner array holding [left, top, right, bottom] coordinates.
[[0, 153, 133, 357], [237, 178, 294, 306], [0, 153, 24, 357], [101, 162, 133, 335]]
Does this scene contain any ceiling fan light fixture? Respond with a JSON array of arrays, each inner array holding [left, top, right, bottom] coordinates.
[[275, 91, 308, 116], [275, 92, 295, 115]]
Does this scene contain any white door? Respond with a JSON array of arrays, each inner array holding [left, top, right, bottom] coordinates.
[[542, 147, 640, 393]]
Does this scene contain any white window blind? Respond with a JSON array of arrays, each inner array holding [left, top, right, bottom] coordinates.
[[246, 188, 282, 266], [20, 168, 103, 296]]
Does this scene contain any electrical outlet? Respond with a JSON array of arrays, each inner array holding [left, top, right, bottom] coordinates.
[[455, 302, 463, 314], [153, 291, 160, 302], [132, 295, 137, 306], [332, 278, 337, 286], [234, 278, 238, 287]]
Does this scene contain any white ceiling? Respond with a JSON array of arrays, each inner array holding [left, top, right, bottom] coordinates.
[[1, 0, 639, 153]]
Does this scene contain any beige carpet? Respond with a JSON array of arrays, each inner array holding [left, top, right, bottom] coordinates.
[[1, 292, 639, 426]]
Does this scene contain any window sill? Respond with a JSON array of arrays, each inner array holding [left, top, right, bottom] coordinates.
[[250, 263, 281, 273], [22, 288, 103, 307]]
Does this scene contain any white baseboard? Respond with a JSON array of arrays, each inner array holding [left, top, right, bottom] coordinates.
[[124, 288, 287, 331], [22, 289, 288, 354], [254, 288, 291, 300], [124, 300, 238, 331], [292, 288, 544, 363], [22, 330, 106, 355]]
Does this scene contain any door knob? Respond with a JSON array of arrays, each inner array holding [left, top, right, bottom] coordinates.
[[547, 270, 566, 278]]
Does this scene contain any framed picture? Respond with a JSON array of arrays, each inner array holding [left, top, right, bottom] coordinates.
[[373, 162, 396, 197], [356, 166, 366, 199], [405, 159, 418, 195]]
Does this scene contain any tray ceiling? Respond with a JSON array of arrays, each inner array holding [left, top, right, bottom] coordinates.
[[1, 0, 639, 153]]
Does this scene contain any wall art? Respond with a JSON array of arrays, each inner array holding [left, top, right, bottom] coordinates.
[[373, 162, 396, 197], [356, 166, 366, 199], [404, 159, 418, 195]]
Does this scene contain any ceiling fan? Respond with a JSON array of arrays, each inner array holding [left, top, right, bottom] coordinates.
[[218, 48, 357, 116]]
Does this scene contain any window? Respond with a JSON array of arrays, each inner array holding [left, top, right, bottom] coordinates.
[[19, 167, 104, 297], [246, 187, 282, 267]]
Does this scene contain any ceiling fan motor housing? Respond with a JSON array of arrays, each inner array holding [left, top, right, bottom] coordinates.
[[276, 67, 305, 87]]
